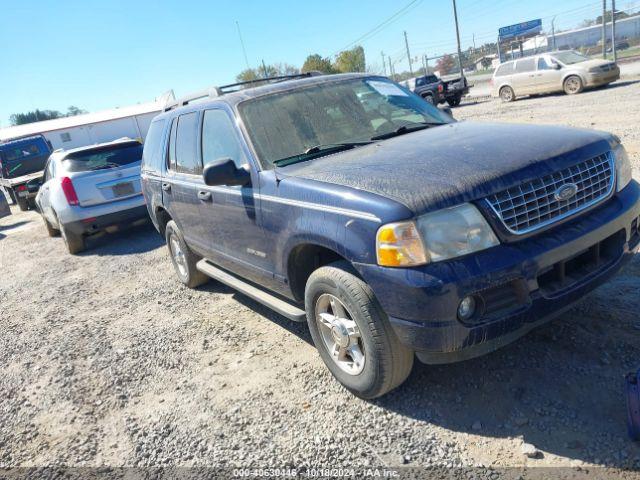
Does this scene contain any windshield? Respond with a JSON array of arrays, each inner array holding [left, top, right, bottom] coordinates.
[[239, 77, 451, 166], [552, 51, 589, 65], [63, 143, 142, 172]]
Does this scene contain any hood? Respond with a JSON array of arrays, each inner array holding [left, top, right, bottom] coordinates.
[[574, 58, 615, 69], [277, 122, 613, 214]]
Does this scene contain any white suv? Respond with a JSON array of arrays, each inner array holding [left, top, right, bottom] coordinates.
[[35, 138, 148, 253], [492, 50, 620, 102]]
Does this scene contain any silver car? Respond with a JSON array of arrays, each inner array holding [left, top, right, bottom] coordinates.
[[35, 138, 148, 253], [492, 50, 620, 102]]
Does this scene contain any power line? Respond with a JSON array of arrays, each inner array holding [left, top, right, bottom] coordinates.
[[332, 0, 423, 56]]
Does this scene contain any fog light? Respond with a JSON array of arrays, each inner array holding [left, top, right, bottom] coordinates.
[[458, 296, 476, 321]]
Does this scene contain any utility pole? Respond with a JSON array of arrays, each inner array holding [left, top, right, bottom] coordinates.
[[261, 59, 268, 78], [381, 51, 387, 76], [452, 0, 465, 79], [424, 54, 429, 73], [551, 16, 557, 50], [388, 56, 394, 80], [612, 0, 617, 62], [404, 31, 413, 75], [472, 33, 476, 52], [602, 0, 607, 59]]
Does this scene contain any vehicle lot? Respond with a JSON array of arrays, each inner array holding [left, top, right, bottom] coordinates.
[[1, 80, 640, 474]]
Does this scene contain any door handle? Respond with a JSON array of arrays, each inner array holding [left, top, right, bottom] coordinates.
[[162, 183, 171, 192], [197, 190, 212, 202]]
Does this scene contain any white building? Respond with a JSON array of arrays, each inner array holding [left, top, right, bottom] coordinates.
[[0, 91, 174, 149], [551, 15, 640, 50]]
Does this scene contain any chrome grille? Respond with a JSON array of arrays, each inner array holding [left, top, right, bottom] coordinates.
[[485, 152, 614, 235]]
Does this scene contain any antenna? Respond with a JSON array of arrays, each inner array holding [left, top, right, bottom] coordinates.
[[236, 21, 251, 70]]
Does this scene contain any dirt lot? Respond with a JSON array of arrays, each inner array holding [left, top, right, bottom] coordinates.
[[1, 80, 640, 476]]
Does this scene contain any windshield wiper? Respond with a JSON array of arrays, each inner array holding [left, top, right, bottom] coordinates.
[[370, 122, 444, 141], [273, 141, 373, 167]]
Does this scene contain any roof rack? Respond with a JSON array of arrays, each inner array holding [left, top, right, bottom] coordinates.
[[163, 71, 323, 111]]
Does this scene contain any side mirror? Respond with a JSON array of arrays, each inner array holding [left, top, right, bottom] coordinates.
[[203, 158, 250, 187], [553, 63, 561, 70]]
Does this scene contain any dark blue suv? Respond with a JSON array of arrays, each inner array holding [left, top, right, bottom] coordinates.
[[141, 73, 640, 398]]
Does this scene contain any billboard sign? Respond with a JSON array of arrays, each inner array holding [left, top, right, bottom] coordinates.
[[499, 19, 542, 40]]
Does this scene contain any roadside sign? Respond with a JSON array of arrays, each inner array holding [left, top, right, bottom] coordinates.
[[498, 19, 542, 41]]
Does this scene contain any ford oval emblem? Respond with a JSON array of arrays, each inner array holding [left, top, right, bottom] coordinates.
[[554, 183, 578, 202]]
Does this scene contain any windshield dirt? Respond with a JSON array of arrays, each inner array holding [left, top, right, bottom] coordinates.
[[63, 144, 142, 172], [239, 77, 451, 166]]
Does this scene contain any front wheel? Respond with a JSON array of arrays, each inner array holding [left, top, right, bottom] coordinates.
[[165, 220, 208, 288], [563, 75, 584, 95], [305, 261, 414, 399], [422, 94, 434, 105], [500, 86, 515, 102]]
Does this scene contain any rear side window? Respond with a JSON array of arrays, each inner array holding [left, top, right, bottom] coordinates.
[[62, 144, 143, 172], [167, 118, 177, 170], [494, 63, 513, 77], [141, 119, 166, 175], [174, 112, 201, 175], [515, 58, 535, 73], [201, 110, 246, 168]]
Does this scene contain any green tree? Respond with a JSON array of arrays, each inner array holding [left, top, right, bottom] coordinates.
[[301, 54, 335, 74], [334, 46, 366, 73], [9, 109, 63, 126], [66, 106, 87, 116], [236, 68, 262, 83]]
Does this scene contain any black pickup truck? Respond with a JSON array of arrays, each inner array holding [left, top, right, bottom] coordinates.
[[0, 135, 52, 211], [406, 74, 470, 107]]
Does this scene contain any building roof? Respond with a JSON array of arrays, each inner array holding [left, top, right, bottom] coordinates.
[[0, 92, 174, 142]]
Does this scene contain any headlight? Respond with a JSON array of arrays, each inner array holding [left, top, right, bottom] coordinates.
[[613, 143, 633, 192], [376, 221, 427, 267], [416, 203, 499, 262], [376, 204, 499, 267]]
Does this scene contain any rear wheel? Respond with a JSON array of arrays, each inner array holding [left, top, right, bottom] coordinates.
[[16, 197, 28, 211], [43, 215, 60, 237], [563, 75, 583, 95], [500, 86, 515, 102], [60, 224, 85, 254], [165, 220, 208, 288], [447, 95, 462, 107], [305, 261, 414, 399]]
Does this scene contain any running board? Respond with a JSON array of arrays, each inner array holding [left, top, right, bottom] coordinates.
[[196, 260, 307, 322]]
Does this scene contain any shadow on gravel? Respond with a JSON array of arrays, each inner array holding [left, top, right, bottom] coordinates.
[[80, 221, 164, 256], [372, 297, 640, 469], [0, 220, 30, 232]]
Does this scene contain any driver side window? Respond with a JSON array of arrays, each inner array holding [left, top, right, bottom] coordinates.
[[201, 109, 247, 168]]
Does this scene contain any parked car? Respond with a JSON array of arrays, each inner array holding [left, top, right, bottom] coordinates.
[[35, 138, 148, 253], [0, 134, 52, 211], [0, 188, 11, 220], [492, 50, 620, 102], [404, 74, 469, 107], [142, 72, 640, 398]]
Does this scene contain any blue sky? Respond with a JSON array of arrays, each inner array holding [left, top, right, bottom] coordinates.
[[0, 0, 630, 126]]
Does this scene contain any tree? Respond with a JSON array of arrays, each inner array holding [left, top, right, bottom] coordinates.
[[66, 106, 87, 116], [10, 109, 63, 126], [302, 54, 335, 74], [236, 68, 262, 83], [435, 54, 456, 75], [334, 46, 366, 73]]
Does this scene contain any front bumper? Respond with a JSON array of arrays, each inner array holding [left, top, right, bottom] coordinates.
[[585, 67, 620, 87], [64, 205, 149, 236], [354, 181, 640, 364]]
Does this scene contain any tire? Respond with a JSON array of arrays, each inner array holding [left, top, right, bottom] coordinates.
[[563, 75, 583, 95], [422, 94, 434, 105], [305, 261, 414, 399], [60, 223, 85, 254], [16, 197, 28, 211], [43, 215, 60, 237], [165, 220, 208, 288], [447, 95, 462, 107], [499, 86, 515, 102], [27, 198, 37, 211]]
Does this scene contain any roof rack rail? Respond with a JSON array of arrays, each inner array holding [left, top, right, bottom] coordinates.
[[163, 71, 324, 111]]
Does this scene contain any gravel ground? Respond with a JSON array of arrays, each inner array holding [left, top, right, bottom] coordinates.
[[1, 79, 640, 478]]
